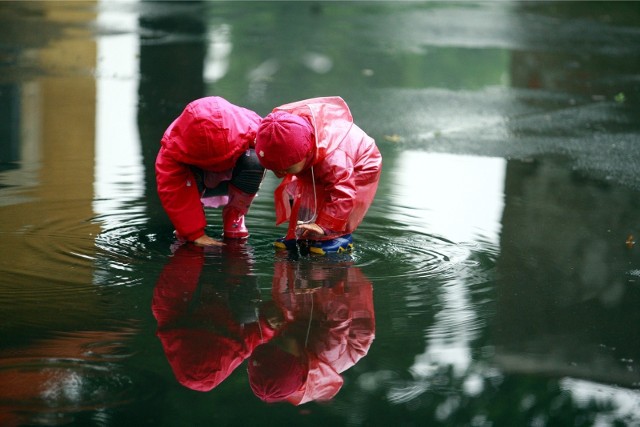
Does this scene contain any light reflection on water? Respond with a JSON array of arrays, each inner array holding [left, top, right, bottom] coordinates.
[[1, 1, 640, 425], [389, 151, 504, 245], [94, 7, 143, 227]]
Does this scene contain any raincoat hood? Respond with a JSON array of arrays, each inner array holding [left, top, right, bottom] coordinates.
[[161, 96, 261, 171], [271, 96, 353, 165], [255, 111, 314, 171], [158, 329, 245, 392], [284, 354, 344, 405]]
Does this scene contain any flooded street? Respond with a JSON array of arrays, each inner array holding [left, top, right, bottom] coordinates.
[[1, 1, 640, 426]]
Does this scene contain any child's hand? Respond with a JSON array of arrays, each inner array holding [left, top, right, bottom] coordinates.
[[296, 223, 324, 238], [193, 234, 226, 246]]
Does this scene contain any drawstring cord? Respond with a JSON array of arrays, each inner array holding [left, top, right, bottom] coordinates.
[[295, 166, 318, 244], [297, 166, 317, 225], [305, 294, 313, 348]]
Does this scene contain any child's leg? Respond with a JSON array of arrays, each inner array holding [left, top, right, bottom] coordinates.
[[230, 149, 264, 195], [223, 149, 265, 239]]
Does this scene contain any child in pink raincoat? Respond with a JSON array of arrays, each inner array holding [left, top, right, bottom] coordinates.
[[255, 96, 382, 255], [247, 259, 375, 404]]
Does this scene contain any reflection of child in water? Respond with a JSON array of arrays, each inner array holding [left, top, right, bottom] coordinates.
[[248, 337, 309, 403], [152, 244, 280, 392], [247, 260, 376, 404]]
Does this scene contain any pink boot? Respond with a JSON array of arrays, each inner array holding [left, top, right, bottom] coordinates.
[[222, 184, 256, 239]]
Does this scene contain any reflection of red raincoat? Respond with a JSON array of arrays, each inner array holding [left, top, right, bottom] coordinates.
[[271, 97, 382, 239], [152, 245, 274, 391], [270, 261, 376, 405], [155, 97, 261, 241]]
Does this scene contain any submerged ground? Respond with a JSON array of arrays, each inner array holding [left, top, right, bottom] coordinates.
[[1, 1, 640, 426]]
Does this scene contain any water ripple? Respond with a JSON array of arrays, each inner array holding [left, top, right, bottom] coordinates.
[[1, 203, 99, 284], [0, 358, 158, 425], [353, 228, 492, 283]]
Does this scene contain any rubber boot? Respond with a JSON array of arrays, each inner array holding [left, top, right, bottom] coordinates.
[[309, 234, 354, 255], [222, 184, 256, 239], [274, 237, 297, 251]]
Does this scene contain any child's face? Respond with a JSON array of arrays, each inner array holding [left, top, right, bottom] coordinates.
[[273, 158, 307, 178]]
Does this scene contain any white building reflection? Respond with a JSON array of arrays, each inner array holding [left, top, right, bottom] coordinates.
[[388, 150, 505, 403], [561, 378, 640, 425], [204, 23, 232, 83], [389, 151, 505, 243], [94, 0, 144, 227]]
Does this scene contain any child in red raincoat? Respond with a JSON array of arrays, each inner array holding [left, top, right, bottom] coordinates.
[[255, 96, 382, 255], [156, 96, 264, 246], [152, 243, 279, 392]]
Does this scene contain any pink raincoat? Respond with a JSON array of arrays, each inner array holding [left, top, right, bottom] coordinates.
[[155, 97, 261, 241], [270, 97, 382, 240], [269, 260, 375, 405]]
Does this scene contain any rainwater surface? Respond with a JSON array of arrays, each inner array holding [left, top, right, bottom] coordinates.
[[1, 1, 640, 426]]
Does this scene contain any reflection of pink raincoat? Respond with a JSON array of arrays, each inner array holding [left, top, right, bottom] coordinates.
[[270, 261, 376, 404], [271, 97, 382, 239], [152, 245, 274, 391], [155, 97, 261, 241]]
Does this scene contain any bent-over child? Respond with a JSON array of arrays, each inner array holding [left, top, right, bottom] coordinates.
[[156, 96, 264, 246], [255, 96, 381, 255]]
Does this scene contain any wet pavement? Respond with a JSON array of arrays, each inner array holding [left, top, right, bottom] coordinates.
[[1, 1, 640, 426]]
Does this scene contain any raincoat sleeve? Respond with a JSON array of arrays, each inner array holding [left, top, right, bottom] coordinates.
[[273, 175, 296, 226], [314, 150, 356, 233], [152, 245, 205, 328], [323, 280, 375, 373], [155, 147, 207, 241]]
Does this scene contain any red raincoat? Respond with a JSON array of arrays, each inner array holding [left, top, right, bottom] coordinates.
[[152, 244, 275, 391], [270, 97, 382, 239], [155, 97, 261, 241]]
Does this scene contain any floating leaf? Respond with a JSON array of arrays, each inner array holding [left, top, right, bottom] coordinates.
[[384, 134, 403, 143], [626, 234, 635, 249]]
